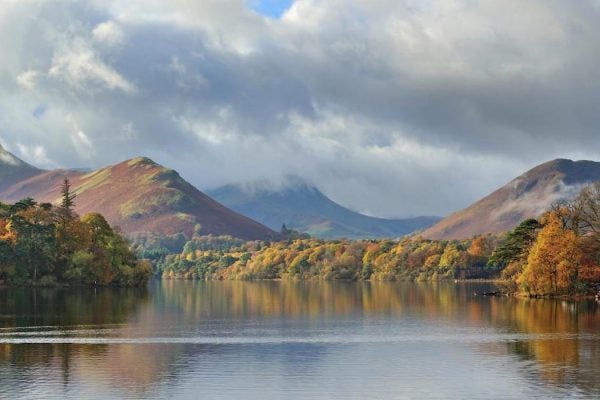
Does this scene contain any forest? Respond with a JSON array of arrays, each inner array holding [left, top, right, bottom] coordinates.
[[142, 184, 600, 297], [0, 179, 151, 286]]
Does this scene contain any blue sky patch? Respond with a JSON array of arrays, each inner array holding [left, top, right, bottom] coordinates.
[[33, 104, 47, 119], [249, 0, 293, 18]]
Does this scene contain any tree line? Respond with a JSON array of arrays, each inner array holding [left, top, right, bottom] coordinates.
[[149, 233, 499, 282], [0, 179, 151, 286], [147, 184, 600, 296], [493, 183, 600, 295]]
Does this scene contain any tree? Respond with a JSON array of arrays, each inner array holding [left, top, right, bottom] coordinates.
[[9, 200, 56, 283], [0, 194, 150, 286], [468, 236, 493, 258], [488, 219, 542, 268], [61, 177, 77, 214], [519, 211, 582, 295]]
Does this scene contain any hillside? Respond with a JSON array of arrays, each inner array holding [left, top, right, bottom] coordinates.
[[207, 178, 440, 239], [0, 155, 276, 240], [0, 145, 42, 191], [422, 159, 600, 240]]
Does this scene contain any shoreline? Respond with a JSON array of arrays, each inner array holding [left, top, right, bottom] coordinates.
[[2, 278, 598, 301]]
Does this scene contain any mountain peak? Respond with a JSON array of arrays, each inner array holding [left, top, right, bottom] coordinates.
[[0, 144, 41, 191], [0, 155, 276, 240], [126, 156, 159, 167], [0, 145, 25, 167], [208, 179, 440, 239]]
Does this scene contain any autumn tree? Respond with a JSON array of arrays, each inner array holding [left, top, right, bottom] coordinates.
[[519, 211, 582, 295], [0, 190, 150, 286]]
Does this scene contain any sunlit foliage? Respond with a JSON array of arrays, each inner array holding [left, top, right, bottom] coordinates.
[[0, 180, 151, 286], [152, 235, 499, 282]]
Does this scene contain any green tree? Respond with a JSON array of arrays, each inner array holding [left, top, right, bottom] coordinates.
[[488, 219, 542, 268]]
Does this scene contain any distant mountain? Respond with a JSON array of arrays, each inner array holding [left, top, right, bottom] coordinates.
[[207, 178, 440, 239], [422, 159, 600, 240], [0, 154, 276, 240], [0, 145, 42, 191]]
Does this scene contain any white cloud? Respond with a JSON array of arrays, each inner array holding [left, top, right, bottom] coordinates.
[[16, 70, 40, 90], [48, 41, 135, 93], [71, 130, 94, 155], [15, 143, 53, 166], [0, 150, 21, 166], [92, 21, 124, 47]]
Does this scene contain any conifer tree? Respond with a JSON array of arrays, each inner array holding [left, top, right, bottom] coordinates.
[[61, 177, 77, 214]]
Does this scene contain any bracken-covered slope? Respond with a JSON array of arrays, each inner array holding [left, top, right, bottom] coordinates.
[[208, 178, 440, 239], [0, 156, 276, 240], [422, 159, 600, 240]]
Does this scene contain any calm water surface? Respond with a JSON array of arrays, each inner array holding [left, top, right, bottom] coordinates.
[[0, 281, 599, 399]]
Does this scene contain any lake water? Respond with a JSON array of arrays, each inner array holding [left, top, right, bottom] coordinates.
[[0, 281, 599, 399]]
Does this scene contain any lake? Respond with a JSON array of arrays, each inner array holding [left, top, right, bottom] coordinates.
[[0, 281, 599, 399]]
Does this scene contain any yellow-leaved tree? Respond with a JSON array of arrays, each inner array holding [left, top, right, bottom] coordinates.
[[519, 211, 582, 295]]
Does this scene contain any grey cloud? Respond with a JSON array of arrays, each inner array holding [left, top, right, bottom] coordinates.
[[0, 0, 600, 217]]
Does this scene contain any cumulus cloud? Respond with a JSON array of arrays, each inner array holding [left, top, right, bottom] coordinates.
[[0, 0, 599, 217]]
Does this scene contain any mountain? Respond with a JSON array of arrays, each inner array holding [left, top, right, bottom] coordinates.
[[0, 145, 42, 191], [207, 178, 440, 239], [0, 154, 276, 240], [422, 159, 600, 240]]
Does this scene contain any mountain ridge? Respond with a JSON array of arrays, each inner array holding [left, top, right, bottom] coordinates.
[[422, 158, 600, 240], [0, 144, 43, 191], [0, 153, 277, 240], [208, 178, 440, 239]]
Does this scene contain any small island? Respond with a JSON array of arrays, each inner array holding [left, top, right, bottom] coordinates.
[[0, 178, 151, 287]]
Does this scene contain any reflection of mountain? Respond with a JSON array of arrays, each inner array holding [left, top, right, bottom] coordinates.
[[0, 282, 599, 397]]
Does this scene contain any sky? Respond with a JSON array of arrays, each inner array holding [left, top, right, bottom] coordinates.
[[1, 0, 600, 218]]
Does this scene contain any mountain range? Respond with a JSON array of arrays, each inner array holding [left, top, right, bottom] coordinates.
[[1, 143, 599, 242], [208, 179, 440, 239], [0, 146, 276, 240], [422, 159, 600, 239]]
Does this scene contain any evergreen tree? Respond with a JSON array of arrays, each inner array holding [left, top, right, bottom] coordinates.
[[487, 219, 542, 268], [61, 177, 77, 214]]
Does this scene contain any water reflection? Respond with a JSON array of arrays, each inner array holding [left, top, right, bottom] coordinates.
[[0, 281, 598, 399]]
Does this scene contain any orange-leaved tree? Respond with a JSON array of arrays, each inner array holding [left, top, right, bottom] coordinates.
[[519, 211, 582, 295]]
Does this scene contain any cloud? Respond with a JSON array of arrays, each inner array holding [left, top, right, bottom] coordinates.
[[49, 41, 135, 93], [71, 130, 95, 158], [92, 21, 124, 47], [15, 143, 53, 167], [16, 70, 40, 90], [0, 0, 600, 217]]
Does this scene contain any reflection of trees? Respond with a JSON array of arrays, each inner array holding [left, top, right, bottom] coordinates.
[[0, 287, 149, 389], [0, 287, 149, 328], [0, 282, 599, 397], [494, 298, 600, 392], [155, 280, 491, 320]]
